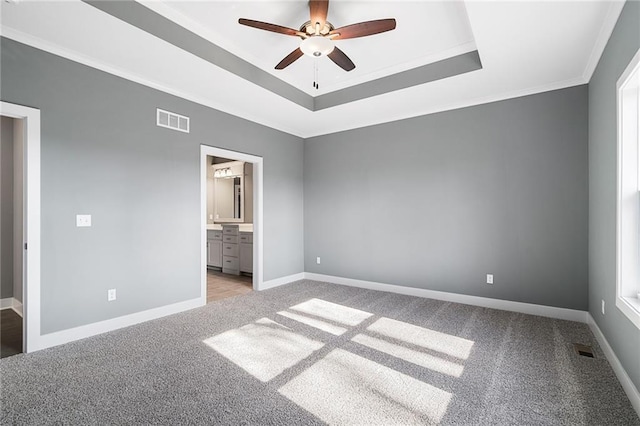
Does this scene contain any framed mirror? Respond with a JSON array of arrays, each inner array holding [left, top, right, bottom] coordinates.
[[213, 161, 244, 222]]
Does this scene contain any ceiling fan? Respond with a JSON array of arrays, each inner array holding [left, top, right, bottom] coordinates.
[[238, 0, 396, 72]]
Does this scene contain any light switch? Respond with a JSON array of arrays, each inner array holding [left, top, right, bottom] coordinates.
[[76, 214, 92, 227]]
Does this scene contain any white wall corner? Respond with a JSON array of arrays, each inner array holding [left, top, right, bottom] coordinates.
[[587, 313, 640, 417]]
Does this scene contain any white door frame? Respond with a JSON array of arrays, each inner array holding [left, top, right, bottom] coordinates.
[[1, 102, 41, 354], [200, 145, 263, 301]]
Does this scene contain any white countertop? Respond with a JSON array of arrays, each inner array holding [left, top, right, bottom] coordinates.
[[207, 223, 253, 233]]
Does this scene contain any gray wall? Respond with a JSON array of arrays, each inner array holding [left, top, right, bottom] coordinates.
[[588, 0, 640, 392], [1, 116, 14, 299], [1, 38, 304, 334], [305, 85, 589, 310]]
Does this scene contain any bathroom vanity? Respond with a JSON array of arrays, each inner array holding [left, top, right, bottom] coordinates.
[[207, 223, 253, 276], [206, 158, 253, 276]]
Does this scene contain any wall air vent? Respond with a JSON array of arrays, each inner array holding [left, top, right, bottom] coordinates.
[[156, 108, 189, 133]]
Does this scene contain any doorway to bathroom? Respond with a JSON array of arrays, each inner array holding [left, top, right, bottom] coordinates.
[[200, 145, 263, 304]]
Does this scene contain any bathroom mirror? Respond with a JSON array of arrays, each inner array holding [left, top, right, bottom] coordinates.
[[214, 161, 244, 222]]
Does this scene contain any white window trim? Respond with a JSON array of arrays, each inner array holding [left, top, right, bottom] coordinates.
[[616, 48, 640, 330]]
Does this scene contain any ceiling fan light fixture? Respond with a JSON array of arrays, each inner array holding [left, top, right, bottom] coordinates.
[[239, 1, 396, 71], [300, 36, 334, 57]]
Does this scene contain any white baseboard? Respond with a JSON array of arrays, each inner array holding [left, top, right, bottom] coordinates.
[[259, 272, 306, 291], [12, 299, 23, 317], [587, 313, 640, 417], [304, 273, 588, 323], [0, 297, 13, 310], [31, 297, 204, 352], [0, 297, 23, 317]]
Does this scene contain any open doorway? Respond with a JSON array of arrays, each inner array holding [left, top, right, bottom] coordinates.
[[0, 102, 41, 355], [200, 146, 263, 304], [0, 116, 24, 358]]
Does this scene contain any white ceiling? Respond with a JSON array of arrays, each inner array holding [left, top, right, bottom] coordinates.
[[0, 1, 624, 138]]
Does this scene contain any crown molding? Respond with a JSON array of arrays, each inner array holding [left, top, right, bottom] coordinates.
[[0, 24, 591, 139], [0, 27, 305, 138], [582, 0, 626, 82], [304, 75, 587, 138]]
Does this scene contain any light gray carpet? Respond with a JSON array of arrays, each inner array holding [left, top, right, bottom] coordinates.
[[1, 280, 638, 425]]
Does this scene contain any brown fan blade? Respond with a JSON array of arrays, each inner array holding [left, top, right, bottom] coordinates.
[[329, 18, 396, 40], [309, 0, 329, 31], [327, 47, 355, 71], [275, 48, 304, 70], [238, 18, 302, 37]]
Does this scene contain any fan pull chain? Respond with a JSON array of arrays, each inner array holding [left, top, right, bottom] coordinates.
[[313, 61, 319, 90]]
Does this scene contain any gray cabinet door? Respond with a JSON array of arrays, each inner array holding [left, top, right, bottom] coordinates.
[[208, 239, 222, 268], [240, 243, 253, 273]]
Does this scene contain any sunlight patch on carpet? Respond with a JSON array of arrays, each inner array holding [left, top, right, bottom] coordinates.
[[279, 348, 452, 425], [203, 317, 323, 382], [289, 298, 373, 326], [367, 317, 474, 360], [277, 310, 348, 335], [352, 333, 465, 377]]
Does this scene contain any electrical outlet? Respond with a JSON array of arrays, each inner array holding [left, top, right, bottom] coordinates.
[[601, 299, 605, 315], [108, 289, 116, 302], [208, 214, 213, 220], [486, 274, 494, 285], [316, 257, 321, 265], [76, 214, 92, 227]]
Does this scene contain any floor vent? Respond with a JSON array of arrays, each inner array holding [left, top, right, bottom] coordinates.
[[573, 343, 595, 358], [157, 108, 189, 133]]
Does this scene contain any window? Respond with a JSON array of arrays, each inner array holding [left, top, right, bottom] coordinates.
[[616, 48, 640, 329]]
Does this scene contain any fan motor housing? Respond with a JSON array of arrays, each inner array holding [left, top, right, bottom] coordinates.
[[300, 20, 335, 36]]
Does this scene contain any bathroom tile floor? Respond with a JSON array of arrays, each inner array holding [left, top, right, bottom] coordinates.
[[207, 269, 253, 303]]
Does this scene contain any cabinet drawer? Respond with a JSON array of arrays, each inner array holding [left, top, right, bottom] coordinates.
[[223, 234, 238, 244], [222, 256, 239, 271], [223, 227, 239, 235], [239, 233, 253, 244], [223, 243, 239, 257], [207, 230, 223, 240]]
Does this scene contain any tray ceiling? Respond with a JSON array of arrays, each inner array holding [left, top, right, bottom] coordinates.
[[141, 1, 477, 96], [0, 1, 625, 138]]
